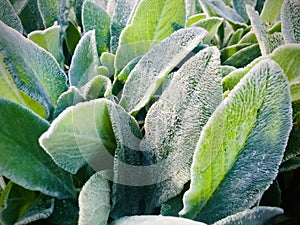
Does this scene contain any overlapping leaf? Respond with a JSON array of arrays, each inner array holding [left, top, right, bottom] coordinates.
[[281, 0, 300, 43], [0, 0, 23, 33], [180, 59, 292, 223]]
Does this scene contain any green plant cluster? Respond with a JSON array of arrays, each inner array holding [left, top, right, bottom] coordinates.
[[0, 0, 300, 224]]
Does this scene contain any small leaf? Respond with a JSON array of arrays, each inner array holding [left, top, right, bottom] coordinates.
[[65, 19, 81, 55], [115, 0, 186, 73], [180, 59, 292, 223], [69, 30, 99, 88], [140, 47, 222, 207], [260, 0, 284, 24], [28, 24, 64, 66], [228, 28, 244, 46], [81, 75, 112, 100], [100, 52, 115, 77], [185, 13, 207, 27], [116, 56, 141, 83], [53, 86, 85, 118], [78, 171, 110, 225], [110, 0, 137, 53], [82, 0, 111, 55], [247, 6, 283, 56], [0, 21, 68, 118], [232, 0, 257, 22], [212, 207, 283, 225], [112, 216, 207, 225], [222, 43, 261, 68], [0, 98, 75, 199], [0, 182, 54, 225], [0, 0, 23, 33], [120, 27, 208, 114], [192, 17, 224, 43], [281, 0, 300, 43], [39, 99, 117, 174]]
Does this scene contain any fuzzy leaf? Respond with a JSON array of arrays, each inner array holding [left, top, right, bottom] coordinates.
[[39, 99, 117, 174], [232, 0, 257, 22], [28, 24, 64, 66], [69, 30, 99, 88], [0, 21, 68, 118], [112, 216, 207, 225], [0, 182, 54, 225], [100, 52, 115, 77], [82, 0, 111, 55], [115, 0, 186, 73], [180, 59, 292, 223], [0, 54, 46, 118], [0, 98, 75, 199], [260, 0, 284, 24], [281, 0, 300, 43], [78, 171, 110, 225], [0, 0, 23, 33], [212, 207, 283, 225], [120, 27, 208, 114], [110, 0, 136, 53], [81, 75, 112, 100], [140, 47, 222, 207]]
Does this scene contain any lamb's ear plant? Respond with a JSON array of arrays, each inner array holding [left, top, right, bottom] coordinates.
[[0, 0, 299, 224]]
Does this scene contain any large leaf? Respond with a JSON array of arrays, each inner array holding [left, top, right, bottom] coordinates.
[[180, 59, 292, 223], [82, 0, 111, 55], [112, 216, 207, 225], [28, 24, 64, 66], [115, 0, 186, 73], [281, 0, 300, 43], [0, 54, 46, 118], [39, 99, 117, 174], [0, 98, 75, 199], [110, 0, 136, 53], [232, 0, 257, 22], [0, 0, 23, 33], [69, 30, 99, 88], [0, 182, 54, 225], [120, 27, 208, 114], [212, 207, 283, 225], [0, 21, 68, 118], [247, 6, 283, 56], [140, 47, 222, 207], [78, 171, 110, 225]]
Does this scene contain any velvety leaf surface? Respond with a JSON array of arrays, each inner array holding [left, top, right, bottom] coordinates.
[[180, 59, 292, 223], [112, 216, 207, 225], [115, 0, 186, 73], [0, 0, 23, 33], [260, 0, 284, 24], [39, 99, 117, 174], [0, 54, 46, 118], [120, 27, 208, 114], [69, 30, 99, 88], [281, 0, 300, 43], [81, 75, 112, 100], [78, 171, 110, 225], [232, 0, 256, 22], [82, 0, 111, 55], [28, 24, 64, 66], [0, 21, 68, 118], [140, 47, 222, 207], [0, 98, 75, 199], [110, 0, 136, 53], [0, 182, 54, 225], [212, 207, 284, 225], [100, 52, 115, 77]]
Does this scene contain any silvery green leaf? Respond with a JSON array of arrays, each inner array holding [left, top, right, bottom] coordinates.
[[212, 207, 283, 225], [80, 75, 112, 100], [0, 21, 68, 118], [115, 0, 186, 73], [82, 0, 111, 55], [232, 0, 257, 22], [281, 0, 300, 43], [140, 46, 222, 207], [112, 216, 207, 225], [69, 30, 99, 88], [180, 59, 292, 223], [120, 27, 208, 114], [110, 0, 136, 53], [100, 52, 115, 77], [78, 171, 110, 225], [260, 0, 284, 24], [0, 0, 23, 33]]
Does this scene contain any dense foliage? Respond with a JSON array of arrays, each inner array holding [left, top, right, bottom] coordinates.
[[0, 0, 300, 224]]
